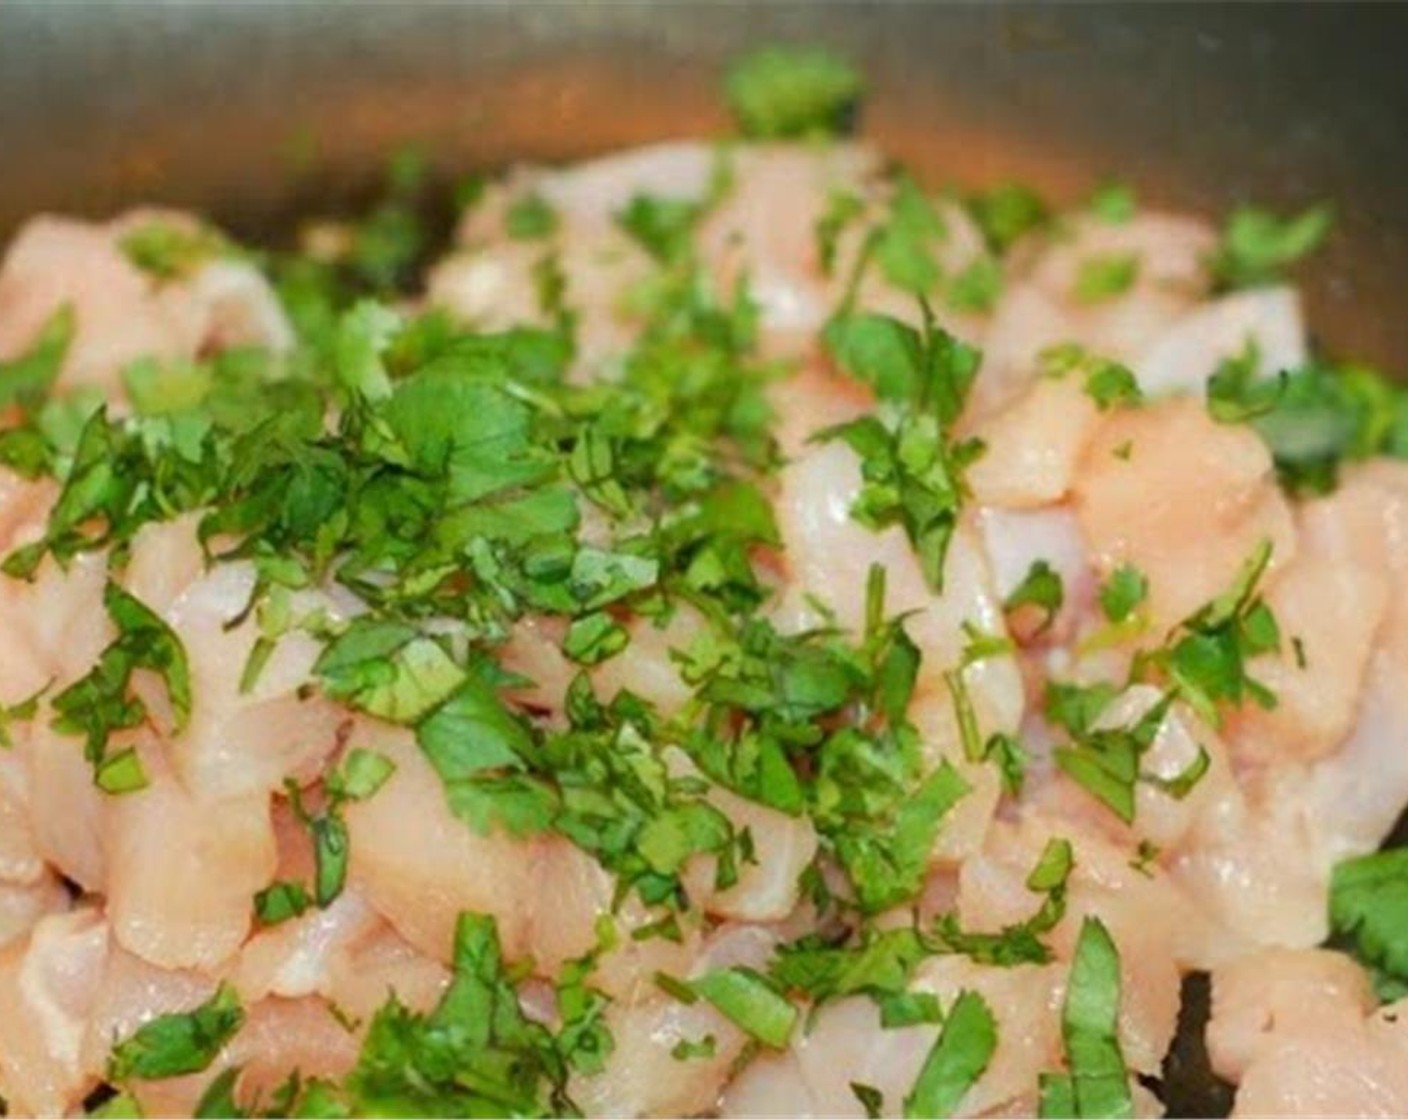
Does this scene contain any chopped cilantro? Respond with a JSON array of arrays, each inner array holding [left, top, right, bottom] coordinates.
[[108, 983, 245, 1082], [617, 194, 702, 264], [1005, 559, 1065, 633], [902, 990, 997, 1119], [671, 1035, 717, 1062], [505, 193, 559, 241], [876, 175, 949, 296], [967, 183, 1050, 254], [1212, 203, 1333, 289], [1087, 181, 1137, 224], [1207, 350, 1408, 495], [51, 582, 191, 792], [1098, 565, 1148, 624], [691, 966, 798, 1048], [1039, 917, 1133, 1118], [1073, 252, 1140, 304], [1329, 848, 1408, 989], [0, 304, 74, 412], [816, 191, 865, 277], [326, 748, 396, 803], [254, 881, 312, 926], [935, 837, 1073, 967], [852, 1082, 885, 1118], [821, 309, 983, 590], [119, 220, 230, 282], [724, 46, 864, 139], [946, 257, 1003, 314], [315, 622, 464, 724]]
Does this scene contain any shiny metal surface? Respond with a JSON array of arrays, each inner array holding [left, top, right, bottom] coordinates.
[[0, 2, 1405, 368]]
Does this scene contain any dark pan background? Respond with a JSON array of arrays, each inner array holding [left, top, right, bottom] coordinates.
[[1, 2, 1407, 373]]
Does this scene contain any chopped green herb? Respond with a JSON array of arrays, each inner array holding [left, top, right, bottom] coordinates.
[[0, 304, 75, 412], [1005, 559, 1065, 633], [505, 193, 559, 241], [1087, 182, 1137, 224], [1039, 917, 1132, 1119], [691, 967, 798, 1048], [109, 984, 245, 1082], [1073, 253, 1140, 304], [1098, 565, 1148, 624], [1212, 203, 1333, 289], [670, 1035, 717, 1062], [51, 582, 191, 789], [254, 881, 312, 926], [967, 183, 1050, 254], [724, 46, 864, 139], [1329, 848, 1408, 988], [902, 990, 998, 1119], [852, 1082, 885, 1119], [119, 220, 230, 282]]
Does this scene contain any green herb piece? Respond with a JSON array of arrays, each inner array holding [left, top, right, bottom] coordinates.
[[1053, 699, 1168, 824], [1005, 560, 1065, 633], [1087, 182, 1137, 224], [109, 984, 245, 1082], [416, 676, 556, 839], [89, 1090, 145, 1118], [1098, 565, 1148, 624], [119, 220, 229, 282], [505, 193, 559, 241], [1212, 203, 1333, 289], [1039, 917, 1132, 1119], [315, 621, 465, 725], [967, 184, 1050, 254], [311, 813, 350, 908], [0, 304, 75, 412], [876, 176, 948, 295], [1207, 350, 1408, 496], [344, 913, 574, 1116], [95, 748, 149, 795], [902, 990, 998, 1119], [852, 1083, 885, 1118], [1134, 539, 1280, 724], [935, 837, 1073, 967], [193, 1067, 245, 1119], [1329, 848, 1408, 986], [946, 257, 1003, 314], [51, 582, 191, 789], [326, 748, 396, 803], [724, 46, 864, 139], [821, 309, 984, 590], [671, 1035, 718, 1062], [562, 612, 630, 665], [771, 927, 930, 1007], [617, 195, 701, 264], [691, 967, 798, 1048], [254, 881, 312, 926], [1040, 343, 1142, 411], [1074, 253, 1140, 303], [816, 191, 865, 277]]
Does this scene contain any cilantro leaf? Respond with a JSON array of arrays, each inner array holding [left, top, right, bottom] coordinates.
[[724, 46, 864, 139], [0, 304, 74, 411], [1073, 253, 1140, 304], [119, 220, 230, 282], [1005, 559, 1065, 633], [690, 966, 798, 1048], [902, 990, 998, 1119], [1040, 917, 1133, 1119], [51, 582, 191, 789], [108, 983, 245, 1082], [505, 193, 558, 241], [771, 927, 930, 1006], [1098, 565, 1148, 624], [315, 621, 465, 724], [254, 881, 312, 926], [967, 183, 1050, 254], [1329, 848, 1408, 986], [1212, 203, 1333, 289], [1087, 182, 1137, 224], [935, 837, 1073, 966], [617, 195, 702, 264]]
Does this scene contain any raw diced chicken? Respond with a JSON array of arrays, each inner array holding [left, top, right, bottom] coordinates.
[[1135, 287, 1307, 397], [0, 909, 110, 1117], [1073, 396, 1296, 630], [105, 743, 277, 970]]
